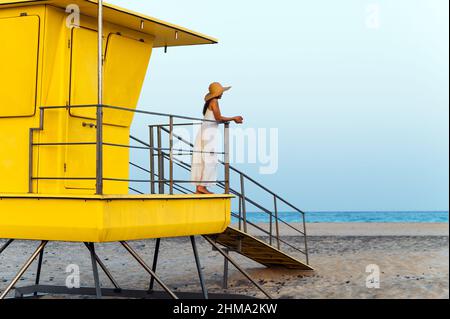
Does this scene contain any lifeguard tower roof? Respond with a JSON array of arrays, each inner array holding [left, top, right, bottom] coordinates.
[[0, 0, 218, 47]]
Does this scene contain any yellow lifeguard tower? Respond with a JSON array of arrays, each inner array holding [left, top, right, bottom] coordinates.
[[0, 0, 311, 300], [0, 0, 232, 241]]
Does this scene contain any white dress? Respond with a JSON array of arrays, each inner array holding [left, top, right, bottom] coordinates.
[[191, 109, 219, 187]]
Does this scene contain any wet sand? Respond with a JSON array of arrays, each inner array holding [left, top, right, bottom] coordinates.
[[0, 223, 448, 299]]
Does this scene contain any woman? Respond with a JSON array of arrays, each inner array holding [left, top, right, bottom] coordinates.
[[191, 82, 244, 194]]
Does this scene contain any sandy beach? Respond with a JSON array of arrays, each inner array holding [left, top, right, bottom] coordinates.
[[0, 223, 448, 299]]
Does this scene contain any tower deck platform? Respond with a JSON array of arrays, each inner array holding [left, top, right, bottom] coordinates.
[[0, 194, 232, 242]]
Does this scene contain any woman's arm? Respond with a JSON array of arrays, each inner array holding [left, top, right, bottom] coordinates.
[[210, 99, 244, 124]]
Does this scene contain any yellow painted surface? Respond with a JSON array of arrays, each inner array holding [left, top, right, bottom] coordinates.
[[0, 14, 40, 117], [69, 28, 153, 125], [103, 34, 153, 126], [0, 194, 232, 242]]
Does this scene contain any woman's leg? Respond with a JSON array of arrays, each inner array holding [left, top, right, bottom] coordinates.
[[192, 127, 218, 194]]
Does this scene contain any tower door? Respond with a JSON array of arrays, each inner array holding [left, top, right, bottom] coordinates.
[[65, 27, 98, 190], [65, 27, 152, 192]]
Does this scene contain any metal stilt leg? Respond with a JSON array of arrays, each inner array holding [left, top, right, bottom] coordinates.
[[34, 247, 45, 296], [222, 249, 229, 289], [190, 236, 208, 299], [203, 236, 273, 299], [87, 242, 102, 299], [0, 239, 14, 255], [148, 238, 161, 292], [120, 241, 178, 300], [0, 240, 48, 299], [83, 243, 121, 291]]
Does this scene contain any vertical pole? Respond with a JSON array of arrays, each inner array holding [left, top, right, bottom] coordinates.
[[83, 243, 121, 291], [148, 238, 161, 292], [222, 248, 229, 289], [95, 0, 104, 195], [190, 236, 208, 299], [224, 123, 230, 194], [88, 242, 102, 299], [269, 208, 273, 247], [149, 126, 155, 194], [28, 129, 34, 193], [303, 212, 309, 265], [34, 248, 45, 296], [238, 196, 242, 231], [157, 126, 164, 194], [240, 174, 247, 232], [29, 109, 44, 194], [274, 196, 280, 250], [169, 116, 174, 195]]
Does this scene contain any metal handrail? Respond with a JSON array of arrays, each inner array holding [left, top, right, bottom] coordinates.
[[130, 133, 306, 236], [28, 104, 230, 196], [33, 141, 225, 154], [135, 125, 310, 264], [158, 126, 306, 215], [129, 162, 192, 195], [159, 150, 307, 237], [145, 145, 308, 238], [39, 104, 222, 124], [129, 155, 306, 255]]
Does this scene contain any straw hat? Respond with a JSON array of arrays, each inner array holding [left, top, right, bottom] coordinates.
[[204, 82, 231, 102]]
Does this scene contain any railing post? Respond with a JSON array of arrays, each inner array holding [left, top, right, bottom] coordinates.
[[28, 128, 34, 194], [224, 122, 230, 194], [28, 108, 44, 194], [302, 212, 309, 265], [240, 174, 247, 233], [169, 116, 174, 195], [149, 126, 155, 194], [95, 105, 103, 195], [274, 196, 280, 250], [269, 206, 273, 247], [157, 126, 164, 194], [238, 196, 242, 231], [95, 104, 103, 195], [222, 248, 229, 289], [95, 0, 104, 195]]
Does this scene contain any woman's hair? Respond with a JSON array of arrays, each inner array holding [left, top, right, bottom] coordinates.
[[203, 99, 212, 116]]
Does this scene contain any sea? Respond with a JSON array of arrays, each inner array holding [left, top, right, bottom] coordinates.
[[232, 211, 449, 223]]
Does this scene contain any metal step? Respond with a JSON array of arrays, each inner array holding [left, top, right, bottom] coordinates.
[[207, 227, 313, 270]]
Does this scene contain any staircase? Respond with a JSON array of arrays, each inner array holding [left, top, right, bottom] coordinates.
[[207, 228, 312, 270], [129, 125, 312, 271]]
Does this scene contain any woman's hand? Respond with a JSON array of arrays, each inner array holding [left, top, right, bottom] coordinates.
[[233, 116, 244, 124], [210, 101, 244, 124]]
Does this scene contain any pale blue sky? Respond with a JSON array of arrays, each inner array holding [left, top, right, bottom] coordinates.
[[108, 0, 448, 211]]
